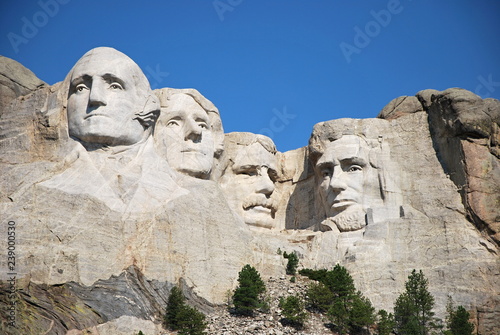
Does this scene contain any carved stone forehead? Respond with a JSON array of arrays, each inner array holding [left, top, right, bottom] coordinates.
[[70, 47, 149, 93], [233, 142, 277, 170], [164, 93, 209, 119], [317, 135, 370, 164]]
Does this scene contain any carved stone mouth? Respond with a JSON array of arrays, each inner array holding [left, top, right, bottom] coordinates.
[[245, 204, 272, 212], [84, 113, 108, 119], [243, 200, 276, 214]]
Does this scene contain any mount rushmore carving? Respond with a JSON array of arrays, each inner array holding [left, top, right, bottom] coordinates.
[[0, 47, 499, 334]]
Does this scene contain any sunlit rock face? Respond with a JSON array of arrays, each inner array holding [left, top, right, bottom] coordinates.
[[218, 132, 278, 230], [154, 87, 224, 180], [0, 49, 498, 334]]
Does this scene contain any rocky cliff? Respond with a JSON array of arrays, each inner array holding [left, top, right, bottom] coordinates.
[[0, 49, 498, 334]]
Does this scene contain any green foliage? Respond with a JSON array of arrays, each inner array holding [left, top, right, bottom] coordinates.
[[137, 331, 145, 335], [279, 295, 308, 329], [165, 286, 185, 330], [177, 304, 208, 335], [290, 276, 296, 283], [299, 268, 329, 282], [349, 293, 376, 331], [377, 309, 395, 335], [448, 306, 474, 335], [306, 282, 334, 313], [164, 286, 207, 335], [394, 269, 435, 335], [283, 251, 299, 275], [302, 265, 376, 334], [232, 264, 266, 316]]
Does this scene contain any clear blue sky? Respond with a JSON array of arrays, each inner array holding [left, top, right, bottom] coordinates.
[[1, 0, 499, 152]]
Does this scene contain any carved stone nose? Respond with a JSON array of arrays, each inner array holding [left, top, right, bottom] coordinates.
[[184, 119, 202, 141], [89, 80, 106, 107]]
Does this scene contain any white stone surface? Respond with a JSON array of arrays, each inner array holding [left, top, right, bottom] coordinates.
[[0, 49, 498, 334]]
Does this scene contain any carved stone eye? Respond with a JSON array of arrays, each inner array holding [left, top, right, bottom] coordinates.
[[347, 165, 362, 172], [166, 120, 180, 127], [76, 84, 87, 92]]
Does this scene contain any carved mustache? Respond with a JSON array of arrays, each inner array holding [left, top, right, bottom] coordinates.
[[242, 196, 277, 213]]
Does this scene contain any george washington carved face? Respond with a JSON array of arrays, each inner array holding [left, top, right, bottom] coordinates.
[[67, 47, 154, 147]]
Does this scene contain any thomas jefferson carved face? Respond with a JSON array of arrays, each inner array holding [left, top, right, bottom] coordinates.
[[219, 139, 278, 229], [67, 48, 150, 146], [157, 94, 215, 178], [315, 135, 378, 231]]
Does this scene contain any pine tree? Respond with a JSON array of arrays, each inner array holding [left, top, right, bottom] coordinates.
[[377, 309, 395, 335], [164, 286, 207, 335], [232, 264, 266, 316], [177, 304, 208, 335], [394, 269, 435, 335], [165, 286, 185, 330], [302, 265, 375, 334], [305, 281, 333, 313], [283, 251, 299, 275], [449, 306, 474, 335], [279, 294, 308, 329]]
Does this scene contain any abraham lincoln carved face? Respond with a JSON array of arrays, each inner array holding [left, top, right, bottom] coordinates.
[[314, 135, 380, 232]]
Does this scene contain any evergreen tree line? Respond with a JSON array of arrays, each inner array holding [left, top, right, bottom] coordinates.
[[160, 251, 476, 335]]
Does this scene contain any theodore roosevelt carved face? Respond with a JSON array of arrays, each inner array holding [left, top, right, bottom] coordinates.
[[67, 47, 156, 147], [219, 134, 278, 229], [314, 135, 379, 232]]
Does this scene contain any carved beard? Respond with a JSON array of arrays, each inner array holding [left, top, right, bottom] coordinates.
[[322, 207, 366, 232]]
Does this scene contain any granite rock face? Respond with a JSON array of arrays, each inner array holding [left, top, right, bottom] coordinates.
[[0, 56, 46, 115], [0, 50, 499, 334]]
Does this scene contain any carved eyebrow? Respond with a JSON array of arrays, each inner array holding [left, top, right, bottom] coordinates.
[[70, 74, 91, 87], [102, 73, 126, 88], [195, 116, 209, 123], [339, 156, 367, 166], [316, 161, 335, 170]]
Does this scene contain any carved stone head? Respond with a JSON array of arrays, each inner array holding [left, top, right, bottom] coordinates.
[[154, 88, 224, 179], [65, 47, 159, 148], [218, 133, 278, 229], [310, 128, 384, 232]]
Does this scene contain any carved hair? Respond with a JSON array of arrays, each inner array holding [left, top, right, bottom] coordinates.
[[214, 132, 277, 181], [308, 123, 380, 168]]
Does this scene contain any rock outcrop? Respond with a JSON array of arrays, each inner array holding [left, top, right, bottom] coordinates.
[[0, 50, 498, 334]]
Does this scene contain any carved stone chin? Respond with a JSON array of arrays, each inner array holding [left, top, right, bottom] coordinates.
[[322, 205, 367, 232]]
